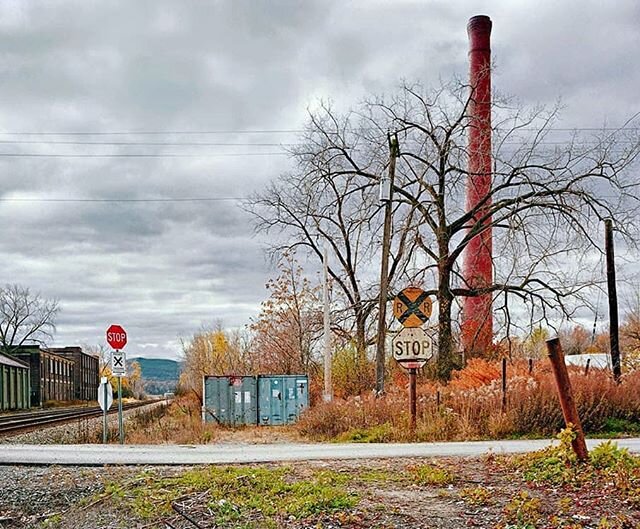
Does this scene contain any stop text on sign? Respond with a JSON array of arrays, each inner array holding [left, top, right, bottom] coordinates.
[[392, 327, 433, 367], [106, 324, 127, 350]]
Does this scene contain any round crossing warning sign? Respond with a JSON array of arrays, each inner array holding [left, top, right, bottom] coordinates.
[[393, 287, 432, 328]]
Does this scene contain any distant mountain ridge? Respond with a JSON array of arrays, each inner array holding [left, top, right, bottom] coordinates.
[[131, 357, 181, 395]]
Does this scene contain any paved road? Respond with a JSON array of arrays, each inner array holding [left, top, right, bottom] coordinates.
[[1, 438, 638, 466]]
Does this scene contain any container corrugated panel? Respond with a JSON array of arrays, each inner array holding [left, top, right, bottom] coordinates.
[[202, 375, 257, 426], [257, 375, 308, 425]]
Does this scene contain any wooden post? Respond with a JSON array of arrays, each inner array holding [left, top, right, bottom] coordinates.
[[501, 357, 507, 412], [605, 219, 622, 382], [546, 337, 589, 461], [375, 134, 399, 395], [409, 368, 417, 434], [528, 358, 533, 375], [584, 358, 591, 376]]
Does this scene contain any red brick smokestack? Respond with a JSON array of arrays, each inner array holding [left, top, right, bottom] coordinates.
[[461, 15, 493, 357]]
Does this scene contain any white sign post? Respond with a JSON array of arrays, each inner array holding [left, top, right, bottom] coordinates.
[[106, 325, 128, 446], [110, 351, 126, 445], [98, 377, 113, 444]]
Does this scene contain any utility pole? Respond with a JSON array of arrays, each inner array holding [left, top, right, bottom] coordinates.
[[605, 219, 622, 381], [375, 133, 399, 395], [323, 245, 332, 402]]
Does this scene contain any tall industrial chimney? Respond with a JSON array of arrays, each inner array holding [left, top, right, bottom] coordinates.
[[461, 15, 493, 357]]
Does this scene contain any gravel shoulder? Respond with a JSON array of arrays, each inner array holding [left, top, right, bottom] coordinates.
[[0, 455, 637, 529], [0, 402, 165, 445]]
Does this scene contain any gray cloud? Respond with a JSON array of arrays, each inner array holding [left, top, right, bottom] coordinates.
[[0, 0, 638, 358]]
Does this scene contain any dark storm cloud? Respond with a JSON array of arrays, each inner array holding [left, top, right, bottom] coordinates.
[[1, 0, 638, 358]]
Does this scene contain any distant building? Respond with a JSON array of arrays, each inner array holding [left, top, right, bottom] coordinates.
[[11, 345, 74, 406], [8, 345, 99, 406], [49, 347, 99, 401]]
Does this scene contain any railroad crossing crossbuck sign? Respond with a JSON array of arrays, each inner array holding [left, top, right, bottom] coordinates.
[[111, 351, 126, 377], [392, 327, 434, 369], [393, 287, 432, 328]]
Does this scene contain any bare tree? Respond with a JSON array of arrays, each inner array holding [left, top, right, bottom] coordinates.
[[249, 251, 323, 375], [246, 105, 415, 363], [0, 284, 59, 354], [248, 81, 640, 381]]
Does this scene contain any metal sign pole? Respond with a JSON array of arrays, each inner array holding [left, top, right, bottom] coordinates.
[[118, 373, 124, 445], [409, 368, 417, 435], [103, 382, 108, 444]]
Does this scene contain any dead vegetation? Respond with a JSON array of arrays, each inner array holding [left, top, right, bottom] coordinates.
[[296, 359, 640, 442]]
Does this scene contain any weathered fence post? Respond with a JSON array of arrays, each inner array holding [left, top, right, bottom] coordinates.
[[501, 357, 507, 413], [546, 337, 589, 461], [584, 358, 591, 376]]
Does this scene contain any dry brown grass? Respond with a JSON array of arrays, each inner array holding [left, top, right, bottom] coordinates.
[[123, 394, 304, 445], [296, 360, 640, 442]]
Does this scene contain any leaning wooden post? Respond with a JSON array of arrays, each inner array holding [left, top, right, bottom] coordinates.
[[546, 337, 588, 461]]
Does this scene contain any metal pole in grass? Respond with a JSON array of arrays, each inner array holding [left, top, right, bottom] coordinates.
[[546, 337, 589, 461], [409, 368, 417, 434], [118, 376, 124, 445]]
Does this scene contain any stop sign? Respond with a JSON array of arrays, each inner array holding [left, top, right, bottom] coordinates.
[[106, 324, 127, 350]]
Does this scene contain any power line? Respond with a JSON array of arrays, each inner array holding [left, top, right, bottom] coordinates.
[[0, 140, 297, 147], [0, 126, 636, 136], [0, 129, 304, 136], [0, 152, 287, 158], [0, 197, 244, 203]]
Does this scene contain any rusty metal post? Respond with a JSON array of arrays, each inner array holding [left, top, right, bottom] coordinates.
[[546, 338, 589, 461], [584, 358, 591, 376], [461, 15, 494, 357], [409, 368, 417, 434], [501, 357, 507, 412]]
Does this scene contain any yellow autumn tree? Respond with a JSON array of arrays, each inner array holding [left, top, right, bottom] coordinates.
[[179, 325, 252, 401]]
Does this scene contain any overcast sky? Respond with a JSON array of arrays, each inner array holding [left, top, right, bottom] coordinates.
[[1, 0, 639, 359]]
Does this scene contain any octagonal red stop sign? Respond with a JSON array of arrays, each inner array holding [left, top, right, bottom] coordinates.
[[106, 324, 127, 350]]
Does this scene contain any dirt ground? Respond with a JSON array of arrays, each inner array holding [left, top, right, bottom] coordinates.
[[0, 454, 637, 529]]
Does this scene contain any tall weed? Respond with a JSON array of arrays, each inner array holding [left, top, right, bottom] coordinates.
[[296, 360, 640, 441]]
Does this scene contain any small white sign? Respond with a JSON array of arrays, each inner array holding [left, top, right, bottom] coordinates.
[[98, 380, 113, 411], [111, 351, 126, 377], [392, 327, 434, 367]]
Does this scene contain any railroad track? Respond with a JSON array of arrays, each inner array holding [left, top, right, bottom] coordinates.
[[0, 401, 158, 436]]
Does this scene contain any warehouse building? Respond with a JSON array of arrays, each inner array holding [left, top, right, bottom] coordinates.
[[0, 352, 30, 411], [49, 346, 99, 401], [11, 346, 75, 407]]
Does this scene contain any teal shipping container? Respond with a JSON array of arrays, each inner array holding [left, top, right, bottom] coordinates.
[[202, 375, 257, 426], [257, 375, 309, 426]]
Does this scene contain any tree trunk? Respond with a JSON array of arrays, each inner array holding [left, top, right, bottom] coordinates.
[[355, 309, 367, 363], [436, 263, 458, 380]]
